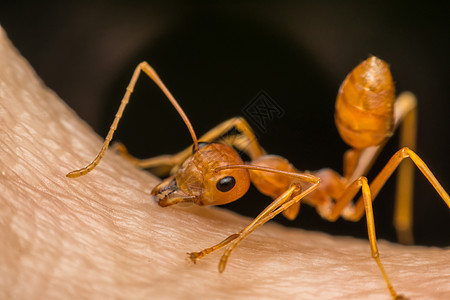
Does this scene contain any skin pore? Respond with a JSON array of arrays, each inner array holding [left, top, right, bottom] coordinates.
[[1, 27, 449, 300]]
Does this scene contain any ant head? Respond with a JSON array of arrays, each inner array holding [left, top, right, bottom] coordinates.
[[152, 143, 250, 207]]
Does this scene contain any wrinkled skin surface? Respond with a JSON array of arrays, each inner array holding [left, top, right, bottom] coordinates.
[[1, 27, 449, 300]]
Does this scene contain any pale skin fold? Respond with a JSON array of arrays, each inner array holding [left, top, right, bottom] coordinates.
[[0, 27, 449, 300]]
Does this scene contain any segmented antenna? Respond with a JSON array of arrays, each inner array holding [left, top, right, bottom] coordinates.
[[143, 63, 199, 151]]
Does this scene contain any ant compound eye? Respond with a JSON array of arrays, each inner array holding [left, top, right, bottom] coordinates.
[[216, 176, 236, 192], [192, 141, 209, 153]]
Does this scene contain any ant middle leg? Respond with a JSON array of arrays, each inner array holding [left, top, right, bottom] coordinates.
[[311, 146, 450, 298], [114, 117, 266, 176], [342, 147, 450, 223]]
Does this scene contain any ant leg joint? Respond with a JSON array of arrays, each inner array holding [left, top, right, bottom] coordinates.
[[138, 61, 148, 68], [399, 146, 411, 154]]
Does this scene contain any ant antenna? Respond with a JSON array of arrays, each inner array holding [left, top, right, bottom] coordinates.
[[143, 63, 199, 151], [66, 62, 200, 178], [214, 165, 319, 184]]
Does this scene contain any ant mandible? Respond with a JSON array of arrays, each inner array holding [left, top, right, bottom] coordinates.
[[67, 56, 450, 299]]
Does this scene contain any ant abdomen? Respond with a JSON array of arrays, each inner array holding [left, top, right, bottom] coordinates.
[[335, 56, 395, 149]]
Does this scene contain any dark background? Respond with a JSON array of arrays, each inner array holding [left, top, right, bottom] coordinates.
[[2, 1, 449, 246]]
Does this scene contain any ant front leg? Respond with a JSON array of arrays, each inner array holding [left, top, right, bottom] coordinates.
[[188, 185, 301, 264], [189, 165, 320, 272]]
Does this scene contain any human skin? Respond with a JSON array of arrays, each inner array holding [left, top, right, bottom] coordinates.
[[0, 26, 449, 300]]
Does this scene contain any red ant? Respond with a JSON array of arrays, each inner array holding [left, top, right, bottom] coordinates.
[[67, 56, 450, 299]]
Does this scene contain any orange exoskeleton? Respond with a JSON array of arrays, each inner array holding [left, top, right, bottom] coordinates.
[[67, 56, 449, 299]]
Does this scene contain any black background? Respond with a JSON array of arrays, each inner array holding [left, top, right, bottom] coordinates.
[[2, 1, 449, 246]]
